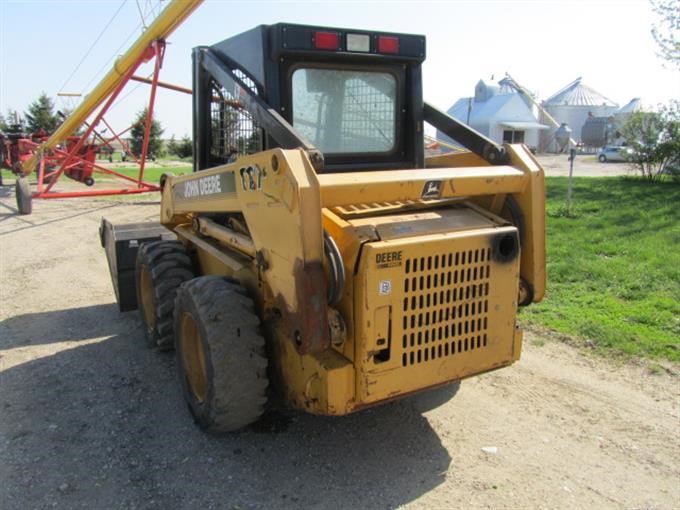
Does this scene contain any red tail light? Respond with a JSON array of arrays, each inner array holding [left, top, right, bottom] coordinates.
[[377, 36, 399, 54], [314, 31, 340, 50]]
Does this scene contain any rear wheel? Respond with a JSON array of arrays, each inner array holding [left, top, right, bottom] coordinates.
[[15, 177, 32, 215], [136, 240, 194, 350], [174, 276, 268, 433]]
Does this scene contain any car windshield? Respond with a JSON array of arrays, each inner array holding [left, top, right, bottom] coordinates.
[[291, 68, 397, 154]]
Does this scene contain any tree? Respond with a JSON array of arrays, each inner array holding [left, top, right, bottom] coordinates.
[[1, 110, 25, 135], [129, 107, 164, 157], [176, 135, 193, 158], [621, 100, 680, 181], [164, 134, 192, 159], [650, 0, 680, 69], [24, 93, 59, 134], [165, 135, 178, 157]]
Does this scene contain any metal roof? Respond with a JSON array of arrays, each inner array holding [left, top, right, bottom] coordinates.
[[500, 121, 550, 130], [618, 98, 642, 114], [544, 77, 618, 107], [448, 93, 518, 127]]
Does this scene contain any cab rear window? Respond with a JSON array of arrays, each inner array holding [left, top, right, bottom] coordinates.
[[292, 68, 397, 154]]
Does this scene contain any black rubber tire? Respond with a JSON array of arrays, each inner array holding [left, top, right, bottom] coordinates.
[[408, 381, 461, 413], [501, 195, 525, 246], [598, 154, 607, 163], [135, 240, 194, 350], [84, 177, 95, 187], [15, 177, 32, 215], [174, 276, 268, 433]]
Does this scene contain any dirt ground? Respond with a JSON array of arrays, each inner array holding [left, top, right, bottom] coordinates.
[[535, 153, 635, 177], [0, 159, 677, 509]]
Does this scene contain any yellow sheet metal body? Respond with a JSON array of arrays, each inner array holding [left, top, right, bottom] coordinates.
[[160, 144, 544, 414]]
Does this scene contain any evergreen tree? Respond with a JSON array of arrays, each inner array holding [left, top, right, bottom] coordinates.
[[24, 93, 59, 133], [166, 135, 178, 157], [176, 135, 193, 158], [0, 113, 7, 132], [129, 108, 164, 157]]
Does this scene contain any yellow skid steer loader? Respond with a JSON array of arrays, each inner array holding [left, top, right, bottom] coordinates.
[[102, 23, 545, 432]]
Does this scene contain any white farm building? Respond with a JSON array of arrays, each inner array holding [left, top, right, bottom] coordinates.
[[438, 79, 548, 151]]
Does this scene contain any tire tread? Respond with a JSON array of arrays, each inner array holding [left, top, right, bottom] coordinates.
[[175, 276, 268, 432]]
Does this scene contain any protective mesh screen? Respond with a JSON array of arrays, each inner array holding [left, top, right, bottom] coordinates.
[[209, 70, 263, 164], [292, 68, 396, 154]]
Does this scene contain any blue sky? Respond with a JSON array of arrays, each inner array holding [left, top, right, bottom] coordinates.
[[1, 0, 678, 138]]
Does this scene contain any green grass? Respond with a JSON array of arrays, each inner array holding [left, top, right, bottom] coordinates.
[[3, 167, 678, 362], [97, 165, 193, 183], [520, 177, 680, 362], [0, 165, 193, 186], [1, 169, 13, 183]]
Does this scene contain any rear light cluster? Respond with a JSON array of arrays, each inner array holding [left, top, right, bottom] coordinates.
[[314, 31, 340, 50], [377, 36, 399, 54], [277, 24, 424, 60], [312, 30, 401, 55]]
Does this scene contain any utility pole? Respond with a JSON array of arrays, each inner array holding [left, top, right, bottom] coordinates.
[[567, 148, 576, 214]]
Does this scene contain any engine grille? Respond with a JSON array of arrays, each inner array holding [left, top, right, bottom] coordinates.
[[401, 248, 491, 367]]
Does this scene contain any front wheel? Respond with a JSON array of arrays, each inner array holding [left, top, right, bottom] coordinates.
[[174, 276, 268, 433], [598, 154, 607, 162], [135, 240, 194, 350]]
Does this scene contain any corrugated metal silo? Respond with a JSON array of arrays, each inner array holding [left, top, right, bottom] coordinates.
[[541, 78, 619, 150]]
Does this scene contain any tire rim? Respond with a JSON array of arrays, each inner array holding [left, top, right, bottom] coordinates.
[[179, 312, 208, 403], [139, 266, 156, 329]]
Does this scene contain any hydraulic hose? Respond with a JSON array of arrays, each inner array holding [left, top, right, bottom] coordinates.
[[323, 230, 345, 306]]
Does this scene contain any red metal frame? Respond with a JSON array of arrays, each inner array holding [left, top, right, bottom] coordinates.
[[28, 40, 169, 200]]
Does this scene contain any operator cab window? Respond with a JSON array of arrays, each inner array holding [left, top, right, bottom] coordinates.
[[291, 68, 397, 155]]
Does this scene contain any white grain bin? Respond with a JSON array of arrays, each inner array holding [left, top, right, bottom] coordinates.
[[541, 77, 618, 151]]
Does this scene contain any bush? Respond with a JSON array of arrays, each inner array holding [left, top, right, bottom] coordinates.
[[621, 100, 680, 181]]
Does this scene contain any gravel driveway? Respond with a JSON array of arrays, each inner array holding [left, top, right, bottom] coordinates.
[[0, 175, 677, 509]]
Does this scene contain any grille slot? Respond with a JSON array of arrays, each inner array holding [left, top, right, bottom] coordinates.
[[401, 248, 491, 367]]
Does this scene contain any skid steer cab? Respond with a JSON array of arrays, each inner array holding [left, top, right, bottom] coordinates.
[[101, 23, 545, 433]]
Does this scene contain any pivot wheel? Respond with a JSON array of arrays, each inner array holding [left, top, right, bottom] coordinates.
[[135, 240, 194, 350], [174, 276, 268, 433], [15, 177, 32, 215]]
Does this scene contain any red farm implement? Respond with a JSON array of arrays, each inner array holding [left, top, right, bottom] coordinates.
[[3, 0, 203, 215], [2, 129, 98, 187]]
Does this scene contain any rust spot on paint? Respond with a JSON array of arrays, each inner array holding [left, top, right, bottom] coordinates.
[[274, 258, 330, 355]]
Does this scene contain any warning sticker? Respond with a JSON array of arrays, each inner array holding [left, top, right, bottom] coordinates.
[[378, 280, 392, 296]]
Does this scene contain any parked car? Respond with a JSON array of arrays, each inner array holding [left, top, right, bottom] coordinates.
[[598, 146, 632, 162]]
